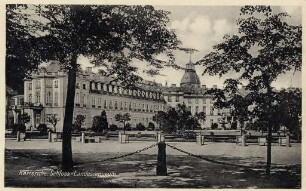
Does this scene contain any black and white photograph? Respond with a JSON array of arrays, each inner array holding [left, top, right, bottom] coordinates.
[[4, 1, 303, 189]]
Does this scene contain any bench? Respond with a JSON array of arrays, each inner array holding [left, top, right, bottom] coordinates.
[[258, 137, 267, 146]]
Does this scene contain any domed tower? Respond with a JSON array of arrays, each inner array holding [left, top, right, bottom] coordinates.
[[180, 61, 201, 88]]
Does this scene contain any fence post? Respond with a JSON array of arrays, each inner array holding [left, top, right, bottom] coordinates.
[[242, 134, 246, 147], [16, 131, 21, 142], [48, 131, 52, 142], [286, 133, 290, 147], [81, 132, 85, 144], [156, 142, 167, 176]]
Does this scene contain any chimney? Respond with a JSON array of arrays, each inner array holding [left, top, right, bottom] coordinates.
[[86, 67, 92, 73], [213, 85, 217, 89], [171, 84, 176, 87], [202, 85, 206, 89]]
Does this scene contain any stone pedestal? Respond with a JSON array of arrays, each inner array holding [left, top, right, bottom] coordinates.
[[196, 135, 205, 145], [119, 133, 129, 143], [81, 132, 85, 144], [157, 133, 165, 142]]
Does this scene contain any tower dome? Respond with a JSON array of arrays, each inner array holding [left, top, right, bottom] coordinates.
[[180, 61, 201, 88]]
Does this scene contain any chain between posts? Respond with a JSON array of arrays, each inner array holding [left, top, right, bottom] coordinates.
[[165, 143, 267, 169], [84, 142, 158, 164]]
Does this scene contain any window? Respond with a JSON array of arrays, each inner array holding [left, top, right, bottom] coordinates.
[[188, 99, 192, 104], [168, 96, 171, 102], [36, 80, 41, 89], [210, 108, 214, 115], [92, 97, 96, 108], [114, 101, 118, 109], [203, 98, 206, 104], [109, 100, 113, 109], [203, 106, 206, 114], [54, 92, 58, 106], [195, 106, 199, 113], [104, 100, 107, 109], [76, 83, 80, 89], [125, 102, 127, 110], [82, 94, 87, 106], [98, 98, 102, 105], [28, 94, 32, 103], [54, 80, 58, 88], [29, 82, 32, 90], [35, 91, 40, 103], [120, 101, 123, 109], [188, 106, 192, 111], [195, 99, 199, 104], [176, 96, 179, 102], [46, 92, 52, 104], [36, 114, 41, 125], [75, 93, 80, 104], [83, 84, 86, 90]]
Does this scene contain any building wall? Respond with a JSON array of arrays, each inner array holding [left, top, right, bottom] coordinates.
[[22, 70, 165, 132]]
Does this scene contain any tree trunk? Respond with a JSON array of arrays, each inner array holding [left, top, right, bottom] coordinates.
[[62, 54, 78, 172], [266, 84, 273, 175]]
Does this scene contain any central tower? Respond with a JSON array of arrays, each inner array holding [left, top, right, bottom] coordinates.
[[180, 60, 201, 88]]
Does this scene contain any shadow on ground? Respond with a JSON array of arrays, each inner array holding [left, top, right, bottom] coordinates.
[[5, 149, 301, 188]]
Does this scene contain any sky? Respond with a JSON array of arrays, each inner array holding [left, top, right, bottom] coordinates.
[[77, 5, 302, 89]]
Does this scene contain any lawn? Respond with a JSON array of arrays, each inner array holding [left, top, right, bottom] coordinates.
[[5, 140, 301, 188]]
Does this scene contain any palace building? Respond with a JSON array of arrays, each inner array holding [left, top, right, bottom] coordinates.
[[17, 61, 166, 131], [162, 60, 232, 129], [9, 59, 237, 131]]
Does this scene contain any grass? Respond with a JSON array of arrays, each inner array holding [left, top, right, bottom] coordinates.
[[5, 148, 300, 188]]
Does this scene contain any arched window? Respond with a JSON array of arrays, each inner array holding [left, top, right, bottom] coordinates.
[[36, 91, 41, 103], [75, 93, 80, 104], [114, 101, 118, 109]]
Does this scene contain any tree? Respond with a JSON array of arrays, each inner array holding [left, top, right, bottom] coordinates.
[[47, 114, 59, 132], [92, 110, 108, 132], [195, 111, 206, 128], [6, 5, 42, 93], [136, 123, 146, 131], [8, 5, 180, 171], [197, 6, 301, 175], [115, 113, 131, 134], [73, 115, 85, 132], [19, 112, 30, 125], [153, 110, 168, 131], [147, 122, 155, 131]]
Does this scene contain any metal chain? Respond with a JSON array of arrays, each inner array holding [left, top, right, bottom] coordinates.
[[165, 143, 267, 169], [84, 142, 158, 164]]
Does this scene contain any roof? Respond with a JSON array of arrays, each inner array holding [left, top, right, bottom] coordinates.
[[180, 61, 201, 87]]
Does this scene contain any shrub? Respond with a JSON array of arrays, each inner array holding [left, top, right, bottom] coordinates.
[[37, 124, 48, 133], [211, 123, 218, 130], [147, 122, 155, 131], [11, 124, 26, 134], [109, 124, 118, 131], [136, 123, 146, 131], [125, 123, 132, 131], [182, 131, 197, 139]]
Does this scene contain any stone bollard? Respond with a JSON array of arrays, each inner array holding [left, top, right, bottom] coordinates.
[[196, 134, 204, 145], [118, 132, 122, 143], [17, 131, 21, 142], [241, 134, 246, 147], [157, 133, 165, 142], [48, 131, 52, 142], [81, 132, 85, 144], [286, 134, 290, 147], [156, 142, 167, 176]]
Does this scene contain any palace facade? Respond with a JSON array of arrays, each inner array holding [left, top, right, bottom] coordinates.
[[9, 59, 237, 131], [16, 61, 166, 131], [162, 60, 232, 128]]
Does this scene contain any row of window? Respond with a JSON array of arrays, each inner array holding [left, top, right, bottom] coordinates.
[[28, 80, 59, 90], [28, 91, 59, 106], [168, 96, 212, 104], [75, 93, 163, 111], [190, 105, 221, 115]]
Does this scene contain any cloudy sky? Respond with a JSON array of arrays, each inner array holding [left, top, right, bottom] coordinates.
[[78, 5, 302, 89]]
